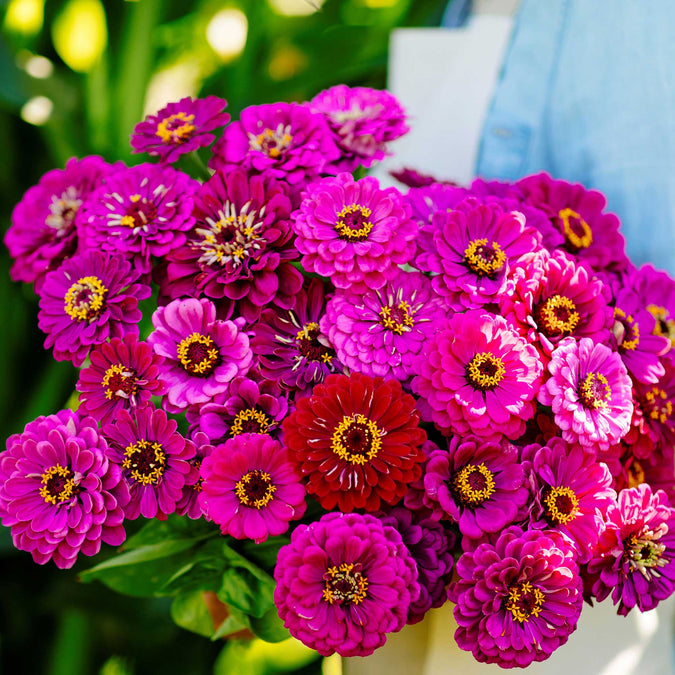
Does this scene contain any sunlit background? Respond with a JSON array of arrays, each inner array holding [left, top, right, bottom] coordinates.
[[0, 0, 447, 673]]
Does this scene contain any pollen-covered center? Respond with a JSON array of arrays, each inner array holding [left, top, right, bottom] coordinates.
[[613, 307, 640, 351], [249, 124, 293, 159], [39, 464, 77, 505], [379, 301, 415, 334], [648, 304, 675, 349], [123, 439, 166, 486], [119, 194, 158, 230], [155, 112, 195, 144], [464, 238, 506, 276], [559, 207, 593, 251], [64, 276, 108, 322], [579, 372, 611, 409], [543, 486, 579, 525], [452, 463, 496, 507], [625, 528, 668, 580], [177, 333, 220, 376], [534, 294, 580, 337], [506, 581, 545, 623], [466, 352, 506, 391], [331, 413, 382, 465], [230, 408, 272, 436], [322, 562, 368, 606], [46, 187, 82, 236], [643, 387, 673, 424], [295, 322, 334, 364], [235, 469, 276, 509], [194, 200, 265, 268], [102, 364, 138, 401], [335, 204, 374, 242]]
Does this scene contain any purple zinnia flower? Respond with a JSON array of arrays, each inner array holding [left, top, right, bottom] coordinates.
[[587, 484, 675, 615], [4, 155, 120, 290], [273, 512, 419, 657], [528, 438, 616, 563], [162, 168, 302, 322], [148, 297, 253, 412], [500, 249, 613, 357], [539, 337, 633, 453], [78, 163, 198, 274], [448, 526, 583, 668], [310, 85, 409, 172], [321, 269, 447, 382], [412, 310, 543, 441], [186, 375, 288, 443], [291, 173, 417, 294], [37, 250, 150, 367], [175, 432, 214, 520], [199, 433, 306, 543], [633, 263, 675, 360], [251, 279, 342, 399], [76, 334, 166, 425], [423, 435, 528, 539], [414, 199, 542, 311], [631, 358, 675, 452], [131, 95, 230, 163], [209, 102, 340, 186], [375, 506, 455, 625], [0, 410, 128, 569], [102, 406, 194, 520]]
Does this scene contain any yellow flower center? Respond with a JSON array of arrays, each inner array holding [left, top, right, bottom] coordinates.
[[579, 372, 611, 409], [330, 414, 382, 465], [543, 486, 579, 525], [295, 322, 334, 363], [625, 528, 668, 580], [466, 352, 506, 391], [613, 307, 640, 351], [176, 333, 220, 376], [379, 301, 415, 334], [335, 204, 374, 242], [234, 470, 276, 509], [230, 408, 272, 436], [535, 294, 580, 337], [101, 363, 138, 401], [64, 276, 108, 322], [122, 439, 166, 486], [248, 124, 293, 159], [39, 464, 77, 505], [463, 238, 506, 276], [559, 207, 593, 251], [506, 581, 545, 623], [648, 304, 675, 349], [322, 562, 368, 606], [155, 112, 196, 144], [644, 387, 672, 424], [452, 463, 496, 506]]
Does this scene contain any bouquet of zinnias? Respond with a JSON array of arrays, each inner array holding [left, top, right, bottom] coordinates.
[[3, 84, 675, 669]]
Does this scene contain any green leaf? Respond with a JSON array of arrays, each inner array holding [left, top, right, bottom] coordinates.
[[239, 537, 288, 572], [248, 607, 289, 644], [170, 591, 214, 638], [211, 606, 250, 641]]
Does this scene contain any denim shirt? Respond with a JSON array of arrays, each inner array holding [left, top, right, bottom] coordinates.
[[444, 0, 675, 273]]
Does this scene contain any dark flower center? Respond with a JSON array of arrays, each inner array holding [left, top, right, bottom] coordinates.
[[464, 238, 506, 276], [121, 195, 158, 229], [322, 562, 368, 605], [648, 304, 675, 349], [295, 322, 334, 364], [249, 125, 293, 159], [230, 408, 271, 436], [452, 463, 496, 507], [335, 204, 374, 242], [39, 464, 77, 505], [190, 458, 204, 492], [625, 527, 667, 580], [613, 307, 640, 351], [534, 294, 580, 337], [579, 372, 611, 409], [102, 363, 138, 400], [235, 469, 276, 509], [155, 112, 195, 144], [466, 352, 505, 391], [177, 333, 220, 376], [64, 276, 108, 323], [558, 208, 593, 251], [643, 387, 673, 424], [123, 439, 166, 485], [46, 187, 82, 237], [505, 581, 545, 623], [379, 301, 415, 334], [543, 486, 579, 525], [331, 413, 382, 465]]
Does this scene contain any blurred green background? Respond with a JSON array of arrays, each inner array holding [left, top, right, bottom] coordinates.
[[0, 0, 447, 673]]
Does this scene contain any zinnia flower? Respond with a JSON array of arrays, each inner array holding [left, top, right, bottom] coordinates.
[[291, 173, 417, 294], [37, 250, 150, 366], [199, 433, 306, 543], [282, 372, 426, 512], [131, 95, 230, 163], [538, 337, 633, 453], [448, 526, 583, 668], [273, 512, 419, 657], [633, 263, 675, 360], [0, 410, 128, 569], [412, 310, 543, 441], [102, 406, 195, 520], [175, 432, 214, 520], [147, 297, 253, 412]]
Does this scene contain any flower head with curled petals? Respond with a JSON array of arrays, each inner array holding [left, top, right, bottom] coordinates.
[[131, 96, 230, 163], [37, 250, 150, 367], [148, 298, 252, 412], [291, 173, 417, 294], [448, 527, 583, 668], [274, 512, 419, 657], [175, 432, 213, 520], [282, 372, 426, 512], [0, 410, 128, 569], [199, 433, 306, 543]]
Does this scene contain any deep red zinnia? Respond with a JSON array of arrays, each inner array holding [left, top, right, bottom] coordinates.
[[281, 372, 426, 511]]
